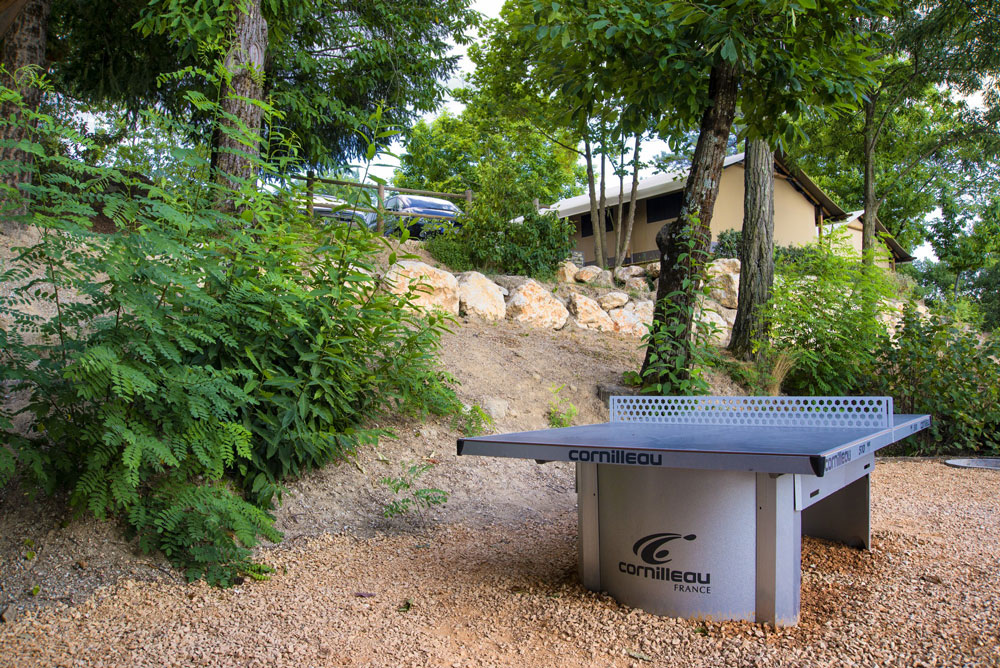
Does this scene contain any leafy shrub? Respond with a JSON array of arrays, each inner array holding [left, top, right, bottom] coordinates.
[[425, 146, 574, 278], [546, 385, 578, 428], [713, 227, 809, 265], [424, 230, 473, 272], [381, 460, 448, 520], [0, 72, 461, 584], [868, 304, 1000, 455], [641, 220, 720, 396], [758, 230, 895, 395]]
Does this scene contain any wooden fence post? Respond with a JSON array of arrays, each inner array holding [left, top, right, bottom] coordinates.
[[377, 182, 385, 235], [306, 170, 315, 217]]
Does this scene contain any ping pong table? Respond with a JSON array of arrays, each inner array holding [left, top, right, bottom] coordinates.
[[457, 396, 930, 626]]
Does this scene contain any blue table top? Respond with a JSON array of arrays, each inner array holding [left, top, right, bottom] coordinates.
[[457, 414, 931, 476]]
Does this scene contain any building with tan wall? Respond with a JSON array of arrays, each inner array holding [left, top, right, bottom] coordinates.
[[545, 153, 912, 267]]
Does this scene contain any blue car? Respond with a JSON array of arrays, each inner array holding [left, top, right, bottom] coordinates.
[[368, 194, 462, 238]]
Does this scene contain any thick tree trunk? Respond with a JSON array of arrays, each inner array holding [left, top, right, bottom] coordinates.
[[617, 137, 641, 266], [584, 137, 605, 268], [641, 62, 740, 384], [861, 99, 877, 265], [214, 0, 268, 213], [0, 0, 49, 235], [728, 138, 774, 361]]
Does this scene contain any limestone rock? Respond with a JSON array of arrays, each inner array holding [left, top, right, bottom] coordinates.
[[609, 302, 652, 338], [644, 262, 660, 279], [595, 269, 615, 287], [695, 300, 732, 345], [492, 275, 528, 294], [613, 265, 646, 284], [625, 276, 650, 293], [506, 280, 569, 330], [632, 300, 655, 323], [707, 257, 741, 276], [482, 397, 508, 421], [568, 293, 616, 332], [384, 260, 459, 315], [599, 291, 629, 311], [707, 270, 740, 309], [556, 261, 579, 283], [574, 265, 603, 283], [457, 271, 506, 321]]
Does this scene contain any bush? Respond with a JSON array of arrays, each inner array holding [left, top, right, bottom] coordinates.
[[0, 73, 461, 584], [713, 228, 809, 265], [868, 304, 1000, 455], [425, 144, 574, 278], [758, 230, 896, 395]]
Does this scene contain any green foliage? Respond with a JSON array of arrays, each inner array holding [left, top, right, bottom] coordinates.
[[712, 228, 808, 265], [546, 385, 578, 428], [426, 150, 576, 278], [424, 232, 473, 273], [380, 461, 448, 519], [451, 404, 493, 437], [0, 70, 461, 584], [640, 222, 719, 396], [56, 0, 479, 169], [868, 304, 1000, 456], [759, 231, 896, 395]]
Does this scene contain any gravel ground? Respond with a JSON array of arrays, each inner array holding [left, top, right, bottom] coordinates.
[[1, 460, 997, 667]]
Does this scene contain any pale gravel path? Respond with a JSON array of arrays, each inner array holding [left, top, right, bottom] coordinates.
[[1, 460, 997, 668]]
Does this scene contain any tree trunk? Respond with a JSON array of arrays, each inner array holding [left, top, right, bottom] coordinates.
[[584, 137, 605, 268], [861, 98, 878, 265], [0, 0, 49, 235], [613, 139, 624, 268], [617, 136, 641, 266], [597, 138, 608, 269], [214, 0, 268, 214], [728, 138, 774, 361], [641, 62, 740, 385]]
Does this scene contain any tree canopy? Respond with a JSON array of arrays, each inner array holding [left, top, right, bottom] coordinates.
[[51, 0, 478, 169]]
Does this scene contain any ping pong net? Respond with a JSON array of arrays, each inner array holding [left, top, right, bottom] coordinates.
[[609, 396, 894, 430]]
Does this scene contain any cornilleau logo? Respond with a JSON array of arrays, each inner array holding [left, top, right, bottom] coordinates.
[[632, 532, 697, 564], [619, 532, 712, 593]]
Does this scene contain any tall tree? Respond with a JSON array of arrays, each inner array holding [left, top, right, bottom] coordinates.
[[795, 0, 1000, 262], [468, 2, 650, 269], [0, 0, 49, 233], [729, 139, 774, 361], [531, 0, 888, 387], [51, 0, 477, 170], [214, 0, 267, 212]]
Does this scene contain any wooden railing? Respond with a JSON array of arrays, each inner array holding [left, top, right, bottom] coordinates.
[[290, 173, 473, 235]]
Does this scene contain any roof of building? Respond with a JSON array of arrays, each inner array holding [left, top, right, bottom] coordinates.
[[542, 152, 848, 221], [838, 210, 915, 264]]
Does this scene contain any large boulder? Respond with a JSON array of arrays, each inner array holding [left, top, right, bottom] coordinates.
[[556, 261, 579, 283], [599, 291, 629, 310], [595, 269, 615, 287], [457, 271, 506, 321], [609, 301, 653, 338], [613, 265, 646, 284], [707, 270, 740, 309], [384, 260, 459, 315], [506, 280, 569, 330], [707, 257, 741, 276], [568, 293, 616, 332], [695, 299, 732, 345], [625, 276, 651, 294], [574, 265, 603, 283]]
